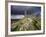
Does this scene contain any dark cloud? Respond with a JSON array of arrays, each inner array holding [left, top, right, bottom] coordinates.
[[11, 5, 41, 17]]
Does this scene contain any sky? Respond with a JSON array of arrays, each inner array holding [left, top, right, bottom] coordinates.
[[11, 5, 41, 17]]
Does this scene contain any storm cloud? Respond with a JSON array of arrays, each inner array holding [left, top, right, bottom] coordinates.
[[11, 5, 41, 17]]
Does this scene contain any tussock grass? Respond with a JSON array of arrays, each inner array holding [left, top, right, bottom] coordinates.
[[11, 17, 41, 31]]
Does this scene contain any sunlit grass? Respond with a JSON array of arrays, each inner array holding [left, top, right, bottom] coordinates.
[[11, 16, 41, 31]]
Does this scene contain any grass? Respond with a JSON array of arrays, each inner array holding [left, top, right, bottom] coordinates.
[[11, 16, 41, 31]]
